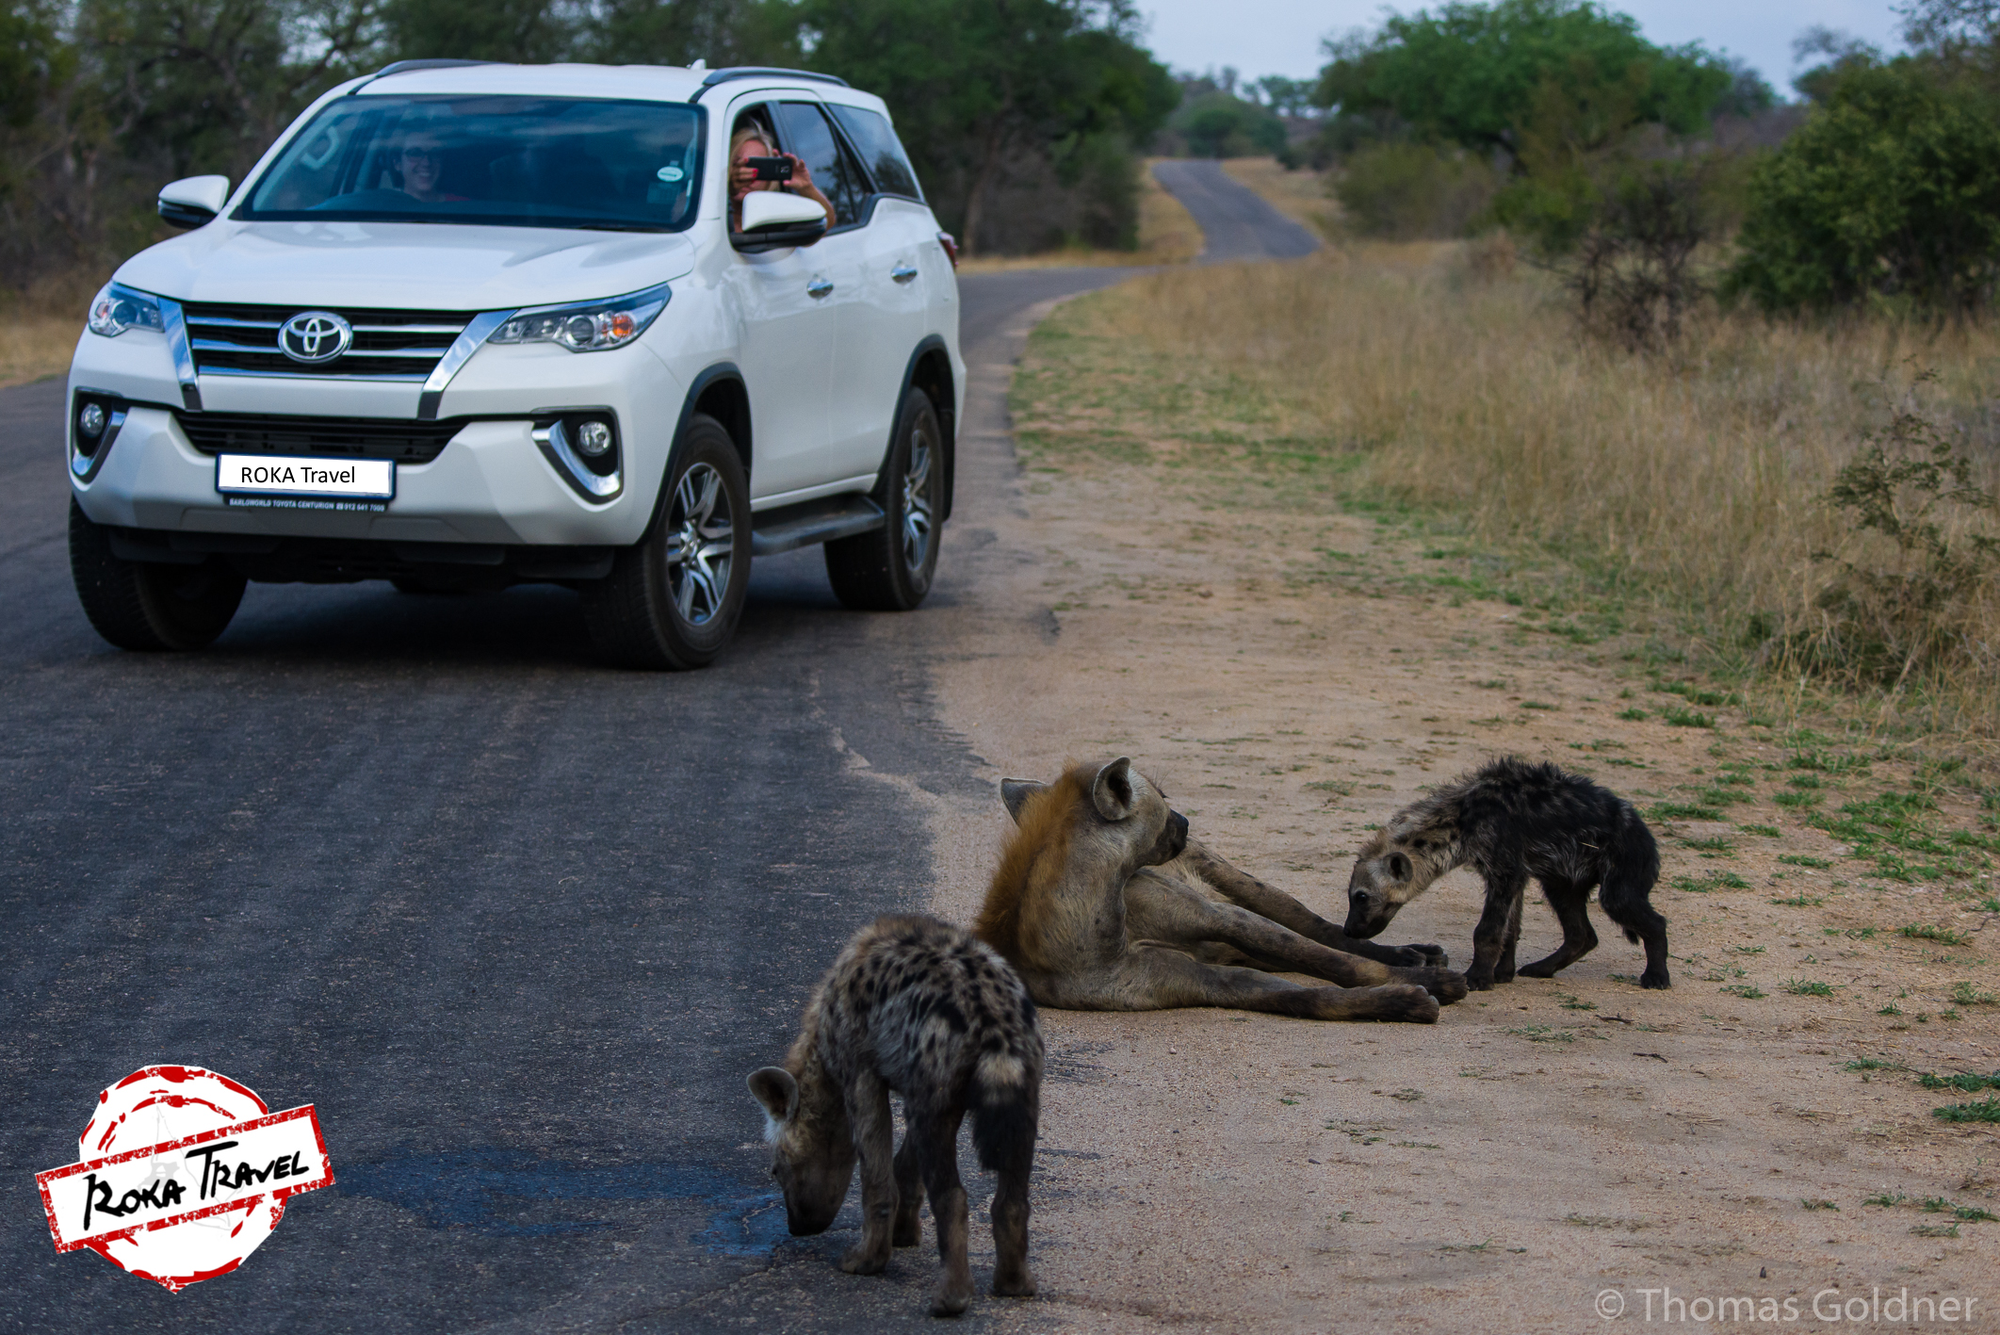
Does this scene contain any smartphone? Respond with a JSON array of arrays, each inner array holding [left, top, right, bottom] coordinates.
[[747, 156, 794, 182]]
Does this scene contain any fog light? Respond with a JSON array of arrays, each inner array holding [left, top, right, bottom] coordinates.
[[575, 420, 613, 457], [78, 403, 106, 438]]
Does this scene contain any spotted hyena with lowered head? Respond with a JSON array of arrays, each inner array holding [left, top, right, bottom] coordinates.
[[747, 913, 1042, 1318], [1342, 757, 1670, 991]]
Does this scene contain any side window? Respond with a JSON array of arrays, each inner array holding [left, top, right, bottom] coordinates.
[[827, 105, 923, 202], [774, 102, 868, 227]]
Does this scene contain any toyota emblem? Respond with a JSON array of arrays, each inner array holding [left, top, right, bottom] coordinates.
[[278, 311, 353, 364]]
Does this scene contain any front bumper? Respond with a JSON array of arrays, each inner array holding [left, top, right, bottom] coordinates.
[[67, 327, 682, 549]]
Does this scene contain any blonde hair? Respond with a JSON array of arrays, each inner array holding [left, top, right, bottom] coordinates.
[[730, 125, 774, 158]]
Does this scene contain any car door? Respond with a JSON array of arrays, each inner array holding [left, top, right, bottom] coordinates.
[[822, 102, 940, 477], [722, 96, 836, 502], [770, 100, 896, 485]]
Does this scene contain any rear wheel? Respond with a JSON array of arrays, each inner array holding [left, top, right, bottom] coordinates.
[[582, 414, 750, 670], [825, 387, 944, 611], [68, 501, 247, 651]]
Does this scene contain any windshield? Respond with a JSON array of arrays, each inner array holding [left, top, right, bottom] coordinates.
[[242, 95, 704, 232]]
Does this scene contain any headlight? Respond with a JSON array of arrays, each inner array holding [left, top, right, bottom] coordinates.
[[87, 283, 165, 338], [489, 283, 671, 352]]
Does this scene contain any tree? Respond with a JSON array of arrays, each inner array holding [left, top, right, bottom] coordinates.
[[1168, 90, 1285, 158], [797, 0, 1174, 252], [1724, 59, 2000, 318], [1314, 0, 1740, 166]]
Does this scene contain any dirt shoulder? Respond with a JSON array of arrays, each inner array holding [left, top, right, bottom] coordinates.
[[906, 279, 2000, 1332]]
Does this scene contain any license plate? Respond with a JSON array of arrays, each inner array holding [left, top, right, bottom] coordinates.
[[216, 454, 394, 510]]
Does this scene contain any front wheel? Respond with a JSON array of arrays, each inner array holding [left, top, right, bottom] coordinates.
[[825, 387, 944, 612], [582, 414, 751, 670], [68, 500, 246, 650]]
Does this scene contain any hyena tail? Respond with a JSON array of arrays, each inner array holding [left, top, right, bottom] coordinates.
[[969, 1048, 1040, 1180], [1598, 807, 1665, 946]]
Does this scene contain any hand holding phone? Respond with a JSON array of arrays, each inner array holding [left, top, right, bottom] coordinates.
[[748, 156, 794, 182]]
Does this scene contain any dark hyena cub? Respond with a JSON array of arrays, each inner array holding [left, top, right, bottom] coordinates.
[[1342, 757, 1670, 991], [747, 913, 1043, 1317]]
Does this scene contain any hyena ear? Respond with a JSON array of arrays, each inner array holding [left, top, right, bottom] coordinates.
[[747, 1067, 798, 1123], [1387, 852, 1412, 882], [1091, 757, 1137, 822], [999, 779, 1047, 824]]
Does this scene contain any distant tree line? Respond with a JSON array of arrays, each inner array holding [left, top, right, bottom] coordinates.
[[1283, 0, 2000, 332], [0, 0, 1177, 296]]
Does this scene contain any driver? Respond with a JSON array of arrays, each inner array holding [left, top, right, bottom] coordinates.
[[396, 131, 465, 203], [729, 125, 834, 234]]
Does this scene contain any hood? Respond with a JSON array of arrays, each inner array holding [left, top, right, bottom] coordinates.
[[116, 220, 700, 312]]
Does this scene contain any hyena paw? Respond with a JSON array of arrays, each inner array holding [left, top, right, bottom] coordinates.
[[1416, 968, 1468, 1003], [1516, 960, 1560, 978], [840, 1243, 890, 1275], [1395, 943, 1450, 968], [1639, 967, 1672, 990], [931, 1278, 974, 1317], [992, 1268, 1037, 1298], [1377, 983, 1440, 1023], [1463, 969, 1495, 992]]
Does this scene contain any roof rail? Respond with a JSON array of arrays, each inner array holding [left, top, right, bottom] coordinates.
[[373, 58, 497, 78], [692, 66, 849, 100]]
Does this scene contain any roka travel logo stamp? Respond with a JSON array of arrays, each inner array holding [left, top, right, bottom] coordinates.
[[35, 1065, 333, 1291]]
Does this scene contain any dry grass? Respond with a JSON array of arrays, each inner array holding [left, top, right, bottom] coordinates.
[[1, 314, 82, 389], [1219, 156, 1339, 239], [1012, 242, 2000, 741], [957, 158, 1201, 272]]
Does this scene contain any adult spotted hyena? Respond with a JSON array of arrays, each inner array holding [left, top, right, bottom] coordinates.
[[747, 914, 1042, 1318], [976, 757, 1457, 1022], [1342, 756, 1670, 991]]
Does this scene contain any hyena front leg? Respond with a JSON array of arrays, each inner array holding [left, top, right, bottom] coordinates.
[[1124, 875, 1466, 1003], [1180, 841, 1450, 967], [1466, 863, 1530, 990], [910, 1106, 973, 1317], [839, 1071, 898, 1276], [1111, 946, 1440, 1023]]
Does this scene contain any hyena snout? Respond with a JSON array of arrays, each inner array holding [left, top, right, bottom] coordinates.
[[1146, 809, 1190, 865], [1344, 889, 1395, 939]]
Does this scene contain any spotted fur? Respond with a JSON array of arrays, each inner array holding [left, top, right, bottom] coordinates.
[[747, 914, 1042, 1317], [1343, 756, 1670, 990]]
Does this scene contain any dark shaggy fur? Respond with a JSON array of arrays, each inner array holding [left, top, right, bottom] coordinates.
[[748, 914, 1043, 1317], [1341, 757, 1669, 991]]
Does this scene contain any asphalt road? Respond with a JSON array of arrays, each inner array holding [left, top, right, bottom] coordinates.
[[0, 167, 1294, 1334], [1152, 159, 1320, 262]]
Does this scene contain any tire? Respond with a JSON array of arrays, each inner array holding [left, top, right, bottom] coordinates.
[[582, 414, 751, 670], [68, 500, 246, 651], [825, 387, 944, 612]]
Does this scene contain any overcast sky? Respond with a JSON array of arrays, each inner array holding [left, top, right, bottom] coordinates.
[[1136, 0, 1909, 96]]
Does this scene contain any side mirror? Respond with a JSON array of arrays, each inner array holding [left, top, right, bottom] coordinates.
[[158, 176, 231, 230], [732, 190, 829, 254]]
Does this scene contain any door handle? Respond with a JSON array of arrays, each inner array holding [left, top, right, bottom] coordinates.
[[806, 276, 834, 299], [890, 263, 919, 284]]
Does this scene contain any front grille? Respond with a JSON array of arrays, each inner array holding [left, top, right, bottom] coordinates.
[[174, 412, 467, 464], [181, 302, 473, 381]]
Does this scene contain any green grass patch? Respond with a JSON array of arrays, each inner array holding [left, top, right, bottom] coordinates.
[[1777, 854, 1831, 868], [1933, 1096, 2000, 1123], [1617, 708, 1648, 721], [1722, 984, 1766, 998], [1771, 893, 1826, 907], [1917, 1071, 2000, 1091], [1674, 871, 1751, 892], [1653, 802, 1725, 821], [1660, 705, 1714, 728], [1506, 1025, 1575, 1043], [1737, 823, 1781, 837], [1783, 978, 1836, 996], [1900, 924, 1970, 946]]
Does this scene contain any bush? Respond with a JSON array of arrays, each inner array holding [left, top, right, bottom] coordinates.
[[1799, 386, 2000, 688], [1725, 61, 2000, 318], [1333, 142, 1500, 239], [1166, 91, 1287, 159]]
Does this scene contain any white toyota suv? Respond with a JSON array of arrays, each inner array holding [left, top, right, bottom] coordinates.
[[65, 59, 964, 668]]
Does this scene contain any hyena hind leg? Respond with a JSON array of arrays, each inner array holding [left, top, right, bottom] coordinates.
[[911, 1109, 973, 1317], [891, 1127, 924, 1248], [1517, 879, 1600, 979]]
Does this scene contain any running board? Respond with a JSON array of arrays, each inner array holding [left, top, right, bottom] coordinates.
[[750, 495, 884, 557]]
